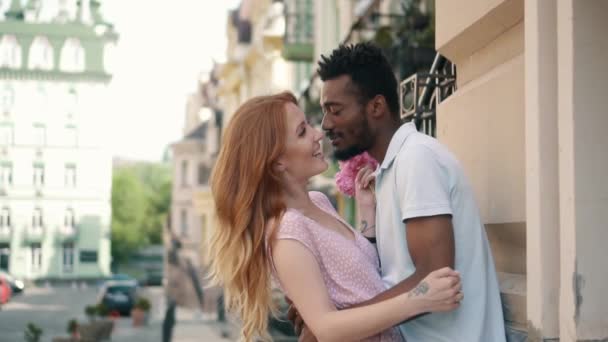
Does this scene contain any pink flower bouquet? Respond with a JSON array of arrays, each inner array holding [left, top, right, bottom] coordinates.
[[335, 152, 378, 197]]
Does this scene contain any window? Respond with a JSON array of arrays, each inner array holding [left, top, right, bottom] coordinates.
[[0, 163, 12, 187], [32, 208, 43, 229], [2, 84, 15, 113], [0, 35, 22, 69], [79, 250, 97, 263], [0, 124, 13, 145], [65, 126, 77, 146], [181, 160, 189, 187], [60, 38, 85, 72], [198, 164, 210, 185], [180, 209, 188, 237], [65, 164, 76, 187], [201, 214, 207, 244], [63, 242, 74, 273], [67, 88, 78, 118], [33, 165, 44, 187], [31, 243, 42, 270], [33, 124, 46, 146], [28, 36, 54, 70], [0, 207, 10, 231], [65, 208, 75, 228]]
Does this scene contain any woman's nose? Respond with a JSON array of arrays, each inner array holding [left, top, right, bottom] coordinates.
[[313, 127, 323, 141]]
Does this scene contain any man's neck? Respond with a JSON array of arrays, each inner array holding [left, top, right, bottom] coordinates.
[[368, 121, 401, 164]]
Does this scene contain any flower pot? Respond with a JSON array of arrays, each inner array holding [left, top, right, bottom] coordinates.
[[131, 308, 148, 327]]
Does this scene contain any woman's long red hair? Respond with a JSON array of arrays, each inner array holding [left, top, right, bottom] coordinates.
[[208, 92, 297, 341]]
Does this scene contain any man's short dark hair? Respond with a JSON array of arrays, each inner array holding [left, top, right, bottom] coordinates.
[[317, 42, 400, 116]]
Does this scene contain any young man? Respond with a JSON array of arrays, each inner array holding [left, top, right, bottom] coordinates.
[[296, 43, 506, 341]]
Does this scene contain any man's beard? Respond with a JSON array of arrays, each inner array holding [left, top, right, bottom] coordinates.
[[333, 117, 373, 161], [334, 144, 367, 161]]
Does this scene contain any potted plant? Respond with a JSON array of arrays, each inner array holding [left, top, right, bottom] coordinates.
[[84, 305, 97, 322], [24, 323, 43, 342], [66, 319, 80, 340], [131, 297, 151, 327], [95, 302, 109, 317]]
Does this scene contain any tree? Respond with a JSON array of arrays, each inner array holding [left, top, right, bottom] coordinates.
[[111, 162, 172, 264]]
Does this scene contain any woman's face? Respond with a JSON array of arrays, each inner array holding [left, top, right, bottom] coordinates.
[[279, 103, 328, 182]]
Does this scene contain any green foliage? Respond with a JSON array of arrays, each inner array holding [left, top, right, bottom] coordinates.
[[67, 319, 79, 334], [96, 302, 109, 317], [134, 297, 151, 311], [24, 323, 42, 342], [111, 162, 171, 264], [85, 305, 97, 320]]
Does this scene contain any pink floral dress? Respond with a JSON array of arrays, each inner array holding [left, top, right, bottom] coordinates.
[[269, 191, 404, 341]]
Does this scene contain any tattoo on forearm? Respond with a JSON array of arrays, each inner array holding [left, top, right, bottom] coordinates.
[[408, 281, 430, 298], [360, 220, 375, 233]]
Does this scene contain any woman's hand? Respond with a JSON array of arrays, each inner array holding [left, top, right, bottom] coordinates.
[[407, 267, 463, 313], [355, 166, 376, 209]]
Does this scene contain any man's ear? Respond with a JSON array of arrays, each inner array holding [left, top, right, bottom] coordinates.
[[369, 95, 388, 119]]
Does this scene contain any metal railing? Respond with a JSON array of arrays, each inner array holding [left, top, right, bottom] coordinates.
[[400, 53, 456, 137]]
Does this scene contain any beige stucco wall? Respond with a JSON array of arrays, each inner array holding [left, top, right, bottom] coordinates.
[[557, 1, 608, 339], [435, 4, 525, 225], [435, 0, 527, 332]]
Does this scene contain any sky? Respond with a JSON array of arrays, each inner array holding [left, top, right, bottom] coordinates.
[[103, 0, 241, 162]]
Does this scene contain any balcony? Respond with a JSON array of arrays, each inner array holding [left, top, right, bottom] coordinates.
[[23, 226, 45, 243], [282, 0, 314, 62], [55, 225, 78, 243], [0, 226, 11, 242]]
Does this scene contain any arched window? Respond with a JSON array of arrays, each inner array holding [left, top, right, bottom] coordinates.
[[0, 35, 22, 69], [60, 38, 85, 72], [28, 36, 54, 70]]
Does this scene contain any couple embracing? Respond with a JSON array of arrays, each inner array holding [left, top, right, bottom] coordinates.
[[208, 43, 505, 342]]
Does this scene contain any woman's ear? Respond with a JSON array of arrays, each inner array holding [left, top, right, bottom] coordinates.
[[273, 160, 286, 173]]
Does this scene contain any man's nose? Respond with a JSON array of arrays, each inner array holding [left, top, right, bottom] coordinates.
[[321, 113, 333, 132]]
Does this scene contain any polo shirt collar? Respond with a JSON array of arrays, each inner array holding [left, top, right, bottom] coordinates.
[[377, 122, 417, 174]]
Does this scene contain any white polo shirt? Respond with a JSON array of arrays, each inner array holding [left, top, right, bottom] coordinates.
[[374, 123, 506, 342]]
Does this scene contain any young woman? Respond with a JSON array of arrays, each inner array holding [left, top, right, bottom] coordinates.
[[208, 92, 462, 341]]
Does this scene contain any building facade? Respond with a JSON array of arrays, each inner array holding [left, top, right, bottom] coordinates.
[[167, 69, 221, 311], [435, 0, 608, 340], [0, 0, 116, 281]]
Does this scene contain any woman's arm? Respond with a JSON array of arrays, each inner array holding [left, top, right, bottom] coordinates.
[[273, 239, 461, 342]]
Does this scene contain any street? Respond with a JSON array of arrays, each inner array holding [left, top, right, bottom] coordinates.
[[0, 285, 229, 342]]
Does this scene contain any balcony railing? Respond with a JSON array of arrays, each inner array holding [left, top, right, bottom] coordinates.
[[0, 226, 11, 242], [24, 226, 45, 242], [400, 53, 456, 137], [283, 0, 314, 61], [56, 225, 78, 243]]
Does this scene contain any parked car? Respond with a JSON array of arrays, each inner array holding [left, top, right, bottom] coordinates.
[[97, 281, 139, 316], [0, 270, 25, 295], [0, 276, 12, 304], [96, 273, 138, 289]]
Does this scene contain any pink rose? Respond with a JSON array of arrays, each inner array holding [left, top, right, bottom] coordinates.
[[335, 152, 378, 197]]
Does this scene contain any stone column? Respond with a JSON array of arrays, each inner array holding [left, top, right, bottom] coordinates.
[[557, 0, 608, 340], [524, 0, 560, 339]]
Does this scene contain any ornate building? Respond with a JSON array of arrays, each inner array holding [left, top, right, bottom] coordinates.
[[0, 0, 117, 281]]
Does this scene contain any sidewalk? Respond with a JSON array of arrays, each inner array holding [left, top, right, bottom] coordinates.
[[111, 305, 232, 342]]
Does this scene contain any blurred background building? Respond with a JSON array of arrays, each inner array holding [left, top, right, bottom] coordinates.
[[0, 0, 116, 282]]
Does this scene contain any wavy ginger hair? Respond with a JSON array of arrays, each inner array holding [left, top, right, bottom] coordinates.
[[208, 92, 297, 341]]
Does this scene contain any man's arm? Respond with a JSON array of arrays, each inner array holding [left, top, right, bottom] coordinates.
[[352, 214, 455, 307]]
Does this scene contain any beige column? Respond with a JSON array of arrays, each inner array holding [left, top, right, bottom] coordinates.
[[524, 0, 560, 339], [557, 0, 608, 340]]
